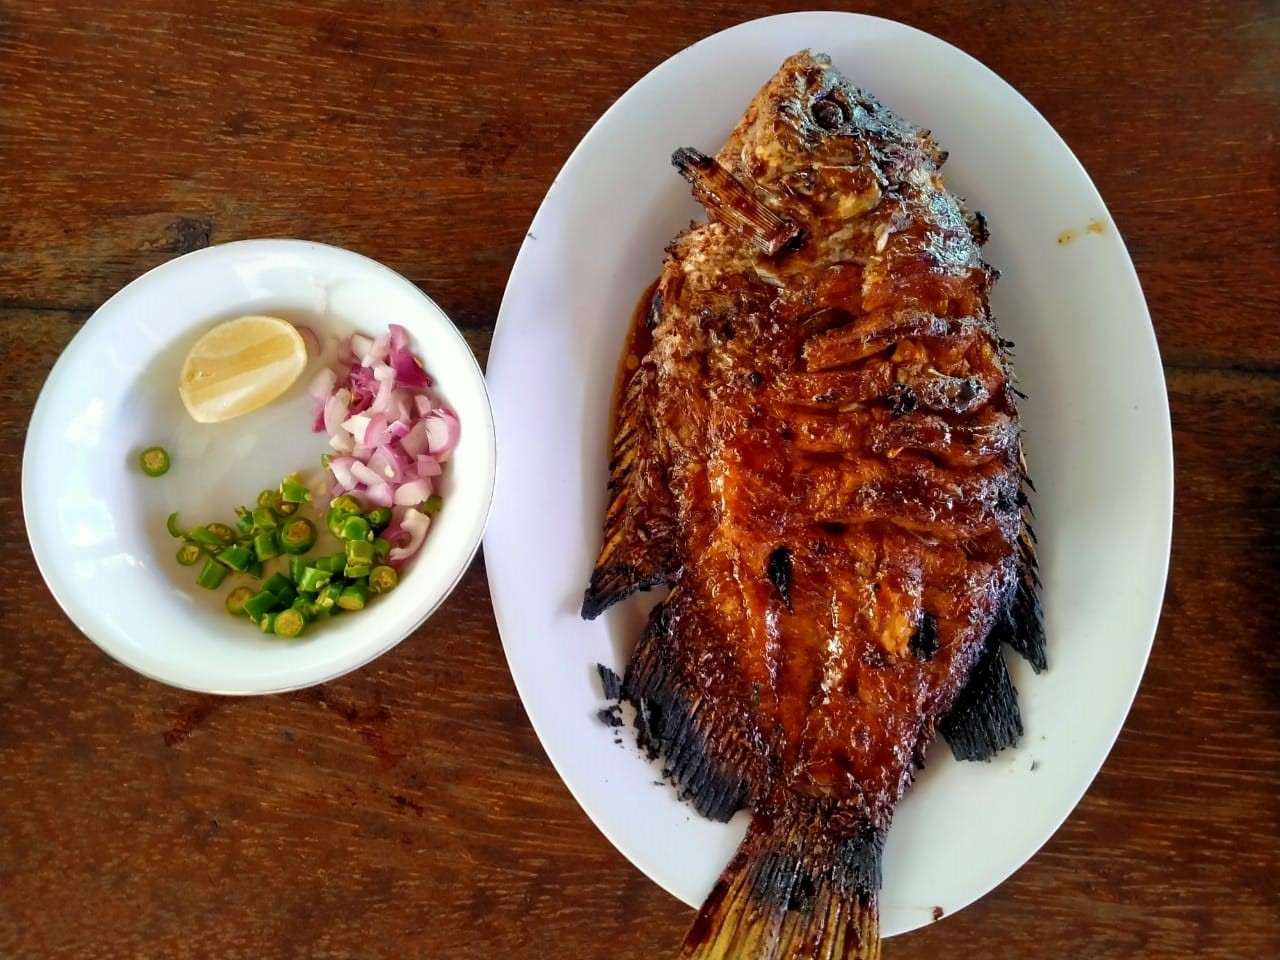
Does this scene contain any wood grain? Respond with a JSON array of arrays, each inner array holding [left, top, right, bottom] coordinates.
[[1, 1, 1278, 958]]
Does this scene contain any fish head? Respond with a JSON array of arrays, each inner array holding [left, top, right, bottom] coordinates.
[[717, 51, 943, 226]]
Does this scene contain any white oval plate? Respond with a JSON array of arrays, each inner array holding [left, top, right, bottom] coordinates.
[[24, 239, 496, 695], [485, 12, 1172, 937]]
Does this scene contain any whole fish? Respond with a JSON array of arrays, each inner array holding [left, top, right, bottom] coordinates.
[[583, 51, 1044, 960]]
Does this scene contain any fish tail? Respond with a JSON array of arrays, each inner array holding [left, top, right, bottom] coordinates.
[[680, 805, 883, 960]]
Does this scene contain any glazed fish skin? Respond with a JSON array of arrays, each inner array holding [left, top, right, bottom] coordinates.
[[584, 50, 1042, 960]]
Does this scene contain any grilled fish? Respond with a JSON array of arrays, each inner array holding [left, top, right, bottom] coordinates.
[[583, 51, 1044, 960]]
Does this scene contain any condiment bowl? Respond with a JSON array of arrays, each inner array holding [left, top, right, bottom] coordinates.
[[23, 239, 496, 694]]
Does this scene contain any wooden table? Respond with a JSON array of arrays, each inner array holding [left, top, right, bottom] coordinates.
[[2, 2, 1276, 957]]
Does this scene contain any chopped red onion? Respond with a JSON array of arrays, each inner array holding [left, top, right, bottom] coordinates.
[[390, 348, 430, 389], [394, 476, 434, 507], [349, 460, 383, 488], [400, 419, 430, 458], [426, 410, 460, 459], [389, 507, 431, 561], [364, 481, 396, 508], [296, 323, 321, 357], [311, 326, 460, 565], [309, 367, 336, 400], [329, 456, 359, 490], [349, 333, 373, 361], [363, 411, 390, 448]]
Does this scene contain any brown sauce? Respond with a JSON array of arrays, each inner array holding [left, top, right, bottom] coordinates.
[[1056, 218, 1106, 245], [611, 278, 659, 422]]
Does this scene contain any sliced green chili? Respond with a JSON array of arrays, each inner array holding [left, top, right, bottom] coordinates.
[[331, 494, 365, 516], [252, 532, 280, 561], [175, 543, 203, 566], [280, 476, 311, 504], [368, 565, 398, 595], [296, 566, 330, 594], [315, 582, 343, 612], [279, 518, 316, 555], [195, 558, 228, 590], [139, 446, 170, 477], [205, 522, 237, 544], [242, 590, 279, 623], [345, 539, 375, 567], [169, 467, 406, 637], [262, 573, 294, 600], [216, 544, 254, 572], [326, 507, 348, 538], [225, 586, 255, 616], [289, 596, 318, 621], [257, 489, 284, 513], [273, 608, 306, 639], [189, 525, 224, 549], [166, 512, 185, 539], [316, 553, 346, 575], [251, 506, 278, 532], [337, 583, 368, 611], [422, 494, 443, 516], [339, 515, 372, 542]]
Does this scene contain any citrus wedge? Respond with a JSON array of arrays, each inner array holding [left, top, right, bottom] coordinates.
[[179, 314, 308, 423]]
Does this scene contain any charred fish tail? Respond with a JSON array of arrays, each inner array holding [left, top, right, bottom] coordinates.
[[680, 799, 884, 960]]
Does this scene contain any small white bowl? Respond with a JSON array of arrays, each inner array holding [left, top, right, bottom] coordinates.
[[23, 239, 496, 694]]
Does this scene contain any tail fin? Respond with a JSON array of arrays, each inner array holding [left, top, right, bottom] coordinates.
[[680, 804, 883, 960]]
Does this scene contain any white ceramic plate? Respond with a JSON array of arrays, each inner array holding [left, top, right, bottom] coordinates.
[[485, 12, 1172, 937], [24, 239, 496, 695]]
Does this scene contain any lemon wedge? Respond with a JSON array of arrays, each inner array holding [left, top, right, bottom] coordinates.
[[178, 314, 308, 423]]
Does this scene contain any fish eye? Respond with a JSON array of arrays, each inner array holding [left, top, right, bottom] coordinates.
[[811, 96, 848, 131]]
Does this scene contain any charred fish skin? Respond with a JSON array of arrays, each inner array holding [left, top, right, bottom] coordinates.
[[623, 592, 757, 823], [585, 50, 1043, 960], [939, 637, 1024, 762]]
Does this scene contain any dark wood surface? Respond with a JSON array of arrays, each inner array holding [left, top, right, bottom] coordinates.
[[2, 2, 1277, 957]]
